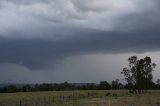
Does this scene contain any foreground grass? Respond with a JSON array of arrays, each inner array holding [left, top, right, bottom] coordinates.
[[0, 90, 160, 106]]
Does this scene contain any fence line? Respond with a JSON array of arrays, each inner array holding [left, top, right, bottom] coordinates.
[[1, 92, 158, 106]]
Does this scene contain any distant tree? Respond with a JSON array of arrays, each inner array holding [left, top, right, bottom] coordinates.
[[34, 83, 40, 91], [7, 85, 18, 93], [99, 81, 111, 90], [61, 82, 72, 90], [121, 56, 156, 94], [22, 85, 32, 92], [111, 79, 122, 89]]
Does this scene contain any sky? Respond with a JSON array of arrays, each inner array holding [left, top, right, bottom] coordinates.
[[0, 0, 160, 83]]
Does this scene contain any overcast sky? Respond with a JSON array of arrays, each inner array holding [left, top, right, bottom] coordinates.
[[0, 0, 160, 83]]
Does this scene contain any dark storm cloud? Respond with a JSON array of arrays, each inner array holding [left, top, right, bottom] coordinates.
[[0, 0, 160, 70], [1, 29, 160, 70]]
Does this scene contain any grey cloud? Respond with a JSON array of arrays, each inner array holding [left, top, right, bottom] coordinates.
[[70, 0, 107, 12], [0, 28, 160, 70], [1, 0, 156, 36]]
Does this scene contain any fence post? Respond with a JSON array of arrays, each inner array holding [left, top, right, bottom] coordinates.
[[37, 98, 41, 106], [62, 95, 64, 102], [20, 100, 22, 106], [60, 95, 62, 102], [33, 97, 37, 106], [57, 96, 59, 102], [48, 96, 51, 105], [44, 96, 46, 106], [0, 101, 1, 106], [24, 99, 27, 106], [52, 96, 55, 104], [108, 98, 111, 106]]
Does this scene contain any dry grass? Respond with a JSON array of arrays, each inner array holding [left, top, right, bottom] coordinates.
[[0, 90, 160, 106]]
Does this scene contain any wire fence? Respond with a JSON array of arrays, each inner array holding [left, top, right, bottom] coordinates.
[[1, 91, 160, 106]]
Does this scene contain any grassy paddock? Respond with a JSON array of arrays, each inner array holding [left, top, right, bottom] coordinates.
[[0, 90, 160, 106]]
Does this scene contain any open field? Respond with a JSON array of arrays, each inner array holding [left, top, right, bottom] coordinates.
[[0, 90, 160, 106]]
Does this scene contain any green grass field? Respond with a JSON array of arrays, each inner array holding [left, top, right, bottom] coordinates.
[[0, 90, 160, 106]]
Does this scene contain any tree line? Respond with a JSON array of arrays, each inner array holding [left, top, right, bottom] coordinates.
[[0, 80, 160, 93], [0, 80, 121, 93]]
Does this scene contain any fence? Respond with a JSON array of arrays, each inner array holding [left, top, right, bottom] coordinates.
[[0, 92, 99, 106], [1, 91, 160, 106]]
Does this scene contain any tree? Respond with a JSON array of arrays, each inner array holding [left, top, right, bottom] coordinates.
[[99, 81, 111, 90], [156, 79, 160, 89], [22, 85, 32, 92], [156, 79, 160, 85], [7, 85, 18, 93], [111, 79, 123, 89], [121, 56, 156, 94]]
